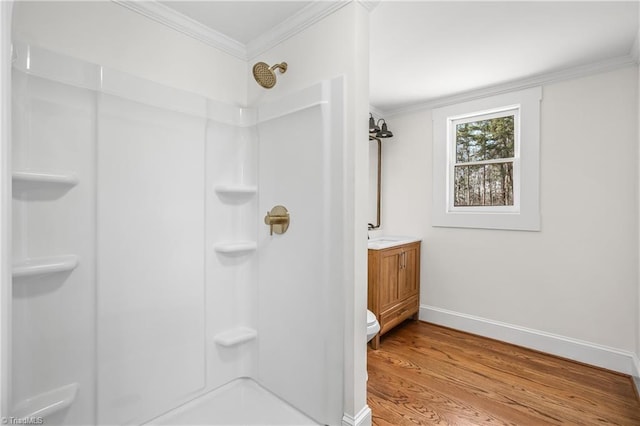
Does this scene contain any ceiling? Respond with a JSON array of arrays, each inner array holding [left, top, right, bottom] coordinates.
[[160, 1, 311, 45], [370, 1, 639, 112], [158, 1, 639, 113]]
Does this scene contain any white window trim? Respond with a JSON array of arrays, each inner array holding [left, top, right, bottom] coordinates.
[[432, 86, 542, 231]]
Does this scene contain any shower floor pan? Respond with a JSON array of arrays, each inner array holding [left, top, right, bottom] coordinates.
[[146, 378, 319, 425]]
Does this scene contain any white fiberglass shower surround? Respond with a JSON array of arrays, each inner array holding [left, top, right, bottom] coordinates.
[[7, 37, 346, 425]]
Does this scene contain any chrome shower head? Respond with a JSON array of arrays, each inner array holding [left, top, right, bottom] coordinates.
[[253, 61, 288, 89]]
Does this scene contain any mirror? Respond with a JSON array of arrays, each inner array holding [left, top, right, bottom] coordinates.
[[368, 136, 381, 230]]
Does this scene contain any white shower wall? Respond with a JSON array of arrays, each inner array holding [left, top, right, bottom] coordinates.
[[9, 1, 371, 424], [207, 119, 259, 389], [257, 80, 345, 425], [97, 91, 207, 424], [245, 5, 371, 420], [12, 66, 97, 425], [11, 42, 345, 425], [11, 44, 217, 425]]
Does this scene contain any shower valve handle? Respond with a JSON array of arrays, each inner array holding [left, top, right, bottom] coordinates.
[[264, 205, 290, 236]]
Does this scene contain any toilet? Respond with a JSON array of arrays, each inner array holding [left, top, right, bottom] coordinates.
[[366, 309, 380, 342]]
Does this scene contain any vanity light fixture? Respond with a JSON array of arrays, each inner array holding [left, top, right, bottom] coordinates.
[[368, 114, 393, 138], [376, 119, 393, 138], [369, 113, 380, 133]]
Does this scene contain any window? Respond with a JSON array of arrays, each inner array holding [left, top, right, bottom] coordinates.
[[432, 87, 541, 231], [451, 109, 518, 210]]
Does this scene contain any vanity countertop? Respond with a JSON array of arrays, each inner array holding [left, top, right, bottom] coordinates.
[[367, 236, 421, 250]]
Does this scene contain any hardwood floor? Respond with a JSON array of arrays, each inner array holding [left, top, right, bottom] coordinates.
[[367, 321, 640, 425]]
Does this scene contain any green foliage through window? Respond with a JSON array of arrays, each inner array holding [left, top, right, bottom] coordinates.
[[454, 115, 515, 207]]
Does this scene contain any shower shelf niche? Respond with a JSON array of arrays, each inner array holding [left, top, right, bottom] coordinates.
[[214, 327, 257, 347], [213, 241, 257, 254], [13, 254, 79, 278], [12, 170, 79, 186], [12, 382, 79, 420]]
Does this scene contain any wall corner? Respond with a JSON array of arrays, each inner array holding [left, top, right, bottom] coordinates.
[[0, 0, 13, 419]]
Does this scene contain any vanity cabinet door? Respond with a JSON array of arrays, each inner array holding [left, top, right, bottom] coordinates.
[[398, 244, 419, 301], [378, 247, 401, 312]]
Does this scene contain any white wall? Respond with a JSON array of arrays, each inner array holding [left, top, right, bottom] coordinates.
[[635, 46, 640, 376], [0, 1, 13, 419], [379, 66, 639, 371], [246, 4, 371, 423], [636, 16, 640, 380], [12, 1, 245, 105]]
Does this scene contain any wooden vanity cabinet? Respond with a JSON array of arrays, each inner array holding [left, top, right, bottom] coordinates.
[[368, 240, 421, 349]]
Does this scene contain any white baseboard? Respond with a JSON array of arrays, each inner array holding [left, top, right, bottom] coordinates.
[[420, 305, 638, 376], [342, 406, 371, 426]]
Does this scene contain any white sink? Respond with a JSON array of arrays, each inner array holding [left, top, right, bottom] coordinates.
[[367, 236, 420, 250]]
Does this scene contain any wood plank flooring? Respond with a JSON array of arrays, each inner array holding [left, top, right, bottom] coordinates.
[[367, 321, 640, 425]]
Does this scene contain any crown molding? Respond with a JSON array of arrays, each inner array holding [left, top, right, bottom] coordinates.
[[112, 0, 246, 60], [381, 53, 638, 117], [246, 1, 351, 60], [357, 0, 380, 13], [112, 0, 352, 62]]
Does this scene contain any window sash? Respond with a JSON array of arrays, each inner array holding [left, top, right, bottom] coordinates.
[[447, 107, 520, 213], [455, 157, 515, 167], [453, 161, 515, 207]]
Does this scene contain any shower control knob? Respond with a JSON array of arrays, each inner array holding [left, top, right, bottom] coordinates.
[[264, 205, 290, 236]]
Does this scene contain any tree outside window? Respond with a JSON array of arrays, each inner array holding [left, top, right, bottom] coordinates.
[[453, 113, 516, 207]]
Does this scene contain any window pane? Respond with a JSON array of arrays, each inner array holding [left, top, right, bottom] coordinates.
[[454, 162, 514, 206], [456, 115, 514, 163]]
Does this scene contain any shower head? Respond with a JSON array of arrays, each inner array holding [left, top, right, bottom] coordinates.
[[253, 61, 288, 89]]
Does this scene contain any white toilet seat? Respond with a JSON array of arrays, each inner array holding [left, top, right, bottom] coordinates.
[[366, 309, 380, 342], [367, 310, 377, 326]]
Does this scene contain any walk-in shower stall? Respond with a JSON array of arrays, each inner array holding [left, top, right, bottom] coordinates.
[[0, 0, 372, 421]]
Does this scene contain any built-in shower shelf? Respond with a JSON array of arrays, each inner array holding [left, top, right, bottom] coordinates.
[[12, 170, 79, 186], [13, 254, 79, 278], [12, 382, 79, 420], [214, 327, 257, 347], [214, 242, 257, 254], [214, 184, 257, 195]]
